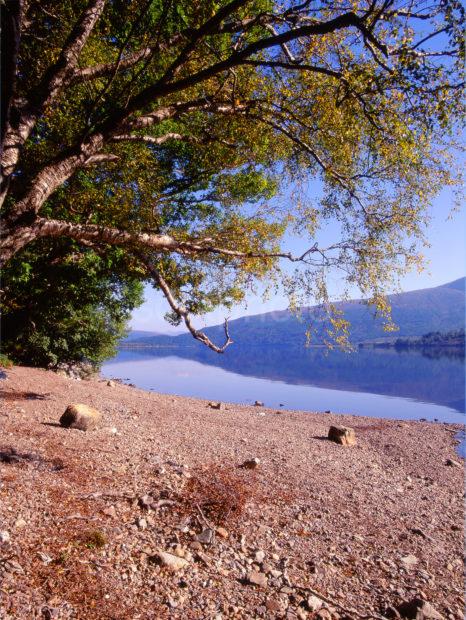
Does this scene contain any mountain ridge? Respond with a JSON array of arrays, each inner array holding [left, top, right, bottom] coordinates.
[[126, 277, 465, 347]]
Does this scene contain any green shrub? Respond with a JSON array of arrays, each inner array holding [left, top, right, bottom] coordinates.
[[1, 240, 144, 369]]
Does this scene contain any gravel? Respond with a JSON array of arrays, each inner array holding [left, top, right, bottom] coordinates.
[[0, 365, 464, 620]]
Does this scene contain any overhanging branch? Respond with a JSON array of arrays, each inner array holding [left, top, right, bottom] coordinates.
[[137, 254, 234, 354]]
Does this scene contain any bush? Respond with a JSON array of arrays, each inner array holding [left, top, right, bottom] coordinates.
[[1, 240, 144, 369]]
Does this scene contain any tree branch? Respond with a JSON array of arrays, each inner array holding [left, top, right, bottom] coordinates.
[[1, 0, 106, 203], [0, 215, 330, 267], [83, 153, 119, 165], [111, 132, 184, 145], [70, 45, 160, 84], [137, 255, 234, 354], [6, 98, 245, 225], [1, 0, 21, 153]]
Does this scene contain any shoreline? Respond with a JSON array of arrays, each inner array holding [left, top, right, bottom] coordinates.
[[0, 366, 464, 619]]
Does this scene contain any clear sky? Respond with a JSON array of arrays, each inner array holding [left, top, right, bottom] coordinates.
[[130, 185, 465, 333]]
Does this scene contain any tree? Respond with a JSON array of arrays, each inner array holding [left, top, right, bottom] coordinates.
[[1, 0, 464, 351], [1, 240, 144, 367]]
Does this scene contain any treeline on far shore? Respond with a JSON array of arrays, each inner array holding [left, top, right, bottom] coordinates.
[[360, 329, 465, 350]]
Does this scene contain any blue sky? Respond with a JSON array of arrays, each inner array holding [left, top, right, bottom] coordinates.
[[131, 185, 465, 333]]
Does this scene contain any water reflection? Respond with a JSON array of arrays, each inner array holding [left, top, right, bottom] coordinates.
[[103, 345, 465, 423]]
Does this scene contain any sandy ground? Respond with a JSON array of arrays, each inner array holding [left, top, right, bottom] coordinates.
[[0, 365, 464, 620]]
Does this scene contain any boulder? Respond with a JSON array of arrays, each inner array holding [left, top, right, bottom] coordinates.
[[328, 425, 356, 446], [59, 403, 102, 431]]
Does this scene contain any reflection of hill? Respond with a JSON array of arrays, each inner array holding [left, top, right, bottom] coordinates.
[[116, 345, 465, 413]]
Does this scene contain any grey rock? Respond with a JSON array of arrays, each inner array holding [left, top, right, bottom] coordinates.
[[196, 528, 214, 545]]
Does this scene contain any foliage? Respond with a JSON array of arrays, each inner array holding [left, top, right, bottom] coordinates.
[[1, 0, 464, 351], [0, 354, 13, 368], [1, 240, 144, 368]]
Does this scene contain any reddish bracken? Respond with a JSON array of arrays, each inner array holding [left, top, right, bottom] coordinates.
[[180, 464, 255, 526]]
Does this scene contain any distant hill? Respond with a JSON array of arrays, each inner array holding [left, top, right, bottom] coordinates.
[[125, 278, 465, 348], [121, 330, 163, 342]]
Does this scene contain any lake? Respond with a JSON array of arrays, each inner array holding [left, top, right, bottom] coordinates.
[[102, 345, 465, 426]]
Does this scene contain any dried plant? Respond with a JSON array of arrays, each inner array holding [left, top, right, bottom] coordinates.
[[180, 464, 255, 526]]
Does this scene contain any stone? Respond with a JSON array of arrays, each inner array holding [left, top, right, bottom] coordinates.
[[195, 550, 211, 567], [241, 457, 260, 470], [0, 530, 10, 543], [137, 518, 147, 530], [14, 518, 26, 529], [401, 554, 418, 568], [195, 528, 214, 545], [152, 551, 189, 571], [102, 505, 116, 518], [445, 459, 462, 468], [254, 401, 264, 407], [248, 570, 268, 587], [266, 599, 284, 613], [216, 527, 229, 539], [59, 403, 102, 431], [328, 425, 356, 446], [396, 599, 445, 620], [37, 552, 53, 565], [209, 402, 224, 410], [255, 550, 266, 563], [307, 596, 323, 612], [316, 609, 332, 620], [138, 495, 153, 509], [107, 380, 116, 387]]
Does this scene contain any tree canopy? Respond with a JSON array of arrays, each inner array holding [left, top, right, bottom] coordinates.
[[1, 0, 464, 351]]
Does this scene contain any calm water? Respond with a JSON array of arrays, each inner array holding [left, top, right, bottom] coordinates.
[[102, 345, 465, 426]]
